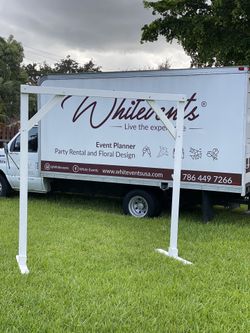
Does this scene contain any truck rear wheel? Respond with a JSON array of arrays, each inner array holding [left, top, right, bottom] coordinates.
[[123, 189, 160, 218], [0, 174, 11, 197]]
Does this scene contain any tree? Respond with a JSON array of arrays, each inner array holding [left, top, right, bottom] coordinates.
[[23, 62, 53, 85], [24, 56, 102, 86], [54, 55, 80, 74], [141, 0, 250, 67], [158, 58, 171, 70], [81, 59, 102, 72], [54, 55, 101, 74], [0, 35, 27, 122]]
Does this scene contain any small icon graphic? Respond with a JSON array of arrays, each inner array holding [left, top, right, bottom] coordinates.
[[142, 146, 151, 157], [44, 163, 50, 171], [172, 148, 184, 159], [72, 165, 80, 173], [190, 147, 202, 160], [157, 146, 168, 158], [207, 148, 219, 160]]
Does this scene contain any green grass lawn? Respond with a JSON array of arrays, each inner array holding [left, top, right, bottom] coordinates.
[[0, 193, 249, 333]]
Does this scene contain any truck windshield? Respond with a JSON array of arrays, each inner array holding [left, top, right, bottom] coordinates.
[[10, 127, 38, 153]]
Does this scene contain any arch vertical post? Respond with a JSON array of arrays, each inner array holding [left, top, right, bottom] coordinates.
[[156, 100, 192, 265], [16, 92, 29, 274]]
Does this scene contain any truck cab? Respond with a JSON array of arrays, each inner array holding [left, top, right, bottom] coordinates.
[[0, 126, 49, 196]]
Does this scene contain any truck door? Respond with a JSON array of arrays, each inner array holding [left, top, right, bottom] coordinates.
[[7, 127, 41, 191]]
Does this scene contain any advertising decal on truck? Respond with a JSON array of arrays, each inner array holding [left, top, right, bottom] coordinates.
[[40, 70, 245, 188]]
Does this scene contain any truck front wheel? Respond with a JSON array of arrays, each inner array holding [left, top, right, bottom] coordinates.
[[123, 189, 160, 218], [0, 174, 11, 197]]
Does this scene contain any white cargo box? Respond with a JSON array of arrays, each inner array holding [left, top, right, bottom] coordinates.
[[39, 67, 250, 195]]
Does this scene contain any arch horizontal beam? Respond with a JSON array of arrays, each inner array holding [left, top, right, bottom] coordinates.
[[21, 85, 186, 102]]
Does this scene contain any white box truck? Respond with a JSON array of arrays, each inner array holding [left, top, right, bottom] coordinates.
[[0, 67, 249, 220]]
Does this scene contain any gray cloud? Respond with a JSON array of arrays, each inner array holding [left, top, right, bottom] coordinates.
[[0, 0, 190, 69]]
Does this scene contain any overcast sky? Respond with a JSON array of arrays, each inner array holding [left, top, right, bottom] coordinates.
[[0, 0, 190, 71]]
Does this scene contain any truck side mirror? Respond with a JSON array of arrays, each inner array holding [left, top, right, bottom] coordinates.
[[3, 142, 10, 169], [3, 142, 8, 155]]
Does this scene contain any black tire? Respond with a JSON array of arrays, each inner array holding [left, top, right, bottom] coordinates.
[[122, 189, 160, 218], [0, 174, 11, 197]]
